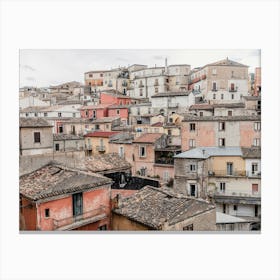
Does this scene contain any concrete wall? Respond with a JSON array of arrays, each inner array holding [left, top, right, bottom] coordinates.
[[53, 139, 85, 152], [163, 208, 216, 231], [111, 213, 150, 230], [20, 126, 53, 156], [19, 151, 85, 176]]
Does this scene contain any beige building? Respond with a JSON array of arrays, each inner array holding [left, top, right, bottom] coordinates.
[[20, 118, 53, 156], [174, 147, 261, 227], [189, 58, 249, 103]]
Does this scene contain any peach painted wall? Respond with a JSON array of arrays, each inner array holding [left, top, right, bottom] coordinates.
[[181, 122, 215, 151], [37, 187, 110, 231], [153, 164, 174, 181], [100, 93, 131, 105], [240, 121, 261, 147], [108, 108, 128, 120], [80, 108, 108, 119]]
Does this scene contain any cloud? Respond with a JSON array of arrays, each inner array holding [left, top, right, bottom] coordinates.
[[21, 64, 36, 71], [26, 76, 36, 81], [153, 55, 165, 60]]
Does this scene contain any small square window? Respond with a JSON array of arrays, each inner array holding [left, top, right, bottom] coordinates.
[[199, 112, 203, 117], [183, 224, 193, 231], [190, 123, 196, 131], [228, 110, 233, 116], [233, 205, 238, 211], [190, 164, 196, 171], [45, 208, 50, 218], [58, 112, 62, 117]]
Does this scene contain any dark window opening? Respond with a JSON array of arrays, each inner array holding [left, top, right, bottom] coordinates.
[[73, 193, 83, 217], [45, 208, 50, 218], [183, 224, 193, 231], [34, 132, 40, 143], [55, 143, 59, 151]]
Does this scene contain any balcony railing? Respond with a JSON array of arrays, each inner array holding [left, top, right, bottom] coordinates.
[[208, 170, 246, 177], [213, 191, 261, 198], [85, 144, 92, 150], [96, 145, 106, 152], [229, 88, 237, 92], [52, 206, 108, 230], [155, 158, 174, 165], [168, 103, 179, 108]]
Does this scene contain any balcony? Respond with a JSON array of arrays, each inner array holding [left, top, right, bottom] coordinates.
[[229, 88, 237, 92], [208, 170, 247, 177], [212, 190, 261, 198], [96, 145, 106, 152], [211, 88, 218, 92], [138, 84, 144, 88], [52, 206, 108, 230], [85, 144, 92, 150], [168, 103, 179, 108], [154, 158, 174, 165]]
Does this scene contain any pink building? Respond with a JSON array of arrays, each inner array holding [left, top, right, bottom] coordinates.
[[108, 105, 129, 124], [80, 104, 110, 120], [100, 92, 132, 105], [20, 164, 112, 231], [181, 115, 261, 151]]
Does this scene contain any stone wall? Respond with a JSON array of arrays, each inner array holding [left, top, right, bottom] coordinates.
[[19, 151, 85, 176]]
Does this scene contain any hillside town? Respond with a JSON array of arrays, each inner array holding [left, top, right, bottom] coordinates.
[[19, 57, 261, 231]]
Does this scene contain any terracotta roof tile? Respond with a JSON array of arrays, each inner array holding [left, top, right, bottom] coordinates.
[[113, 186, 215, 229], [84, 131, 120, 138], [133, 133, 164, 143]]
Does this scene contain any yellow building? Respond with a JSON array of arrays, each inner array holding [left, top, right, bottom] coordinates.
[[84, 131, 120, 156]]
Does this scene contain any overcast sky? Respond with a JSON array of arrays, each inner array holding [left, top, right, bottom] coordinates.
[[19, 49, 261, 88]]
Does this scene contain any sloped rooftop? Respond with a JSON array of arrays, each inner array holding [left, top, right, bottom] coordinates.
[[174, 147, 243, 159], [20, 164, 111, 201], [19, 118, 53, 128], [113, 186, 215, 229], [133, 133, 164, 143]]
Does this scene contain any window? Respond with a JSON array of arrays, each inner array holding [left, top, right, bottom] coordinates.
[[190, 184, 196, 197], [25, 113, 29, 117], [199, 112, 203, 117], [189, 139, 196, 148], [58, 125, 63, 133], [155, 87, 158, 93], [227, 162, 233, 175], [220, 182, 226, 192], [213, 94, 216, 99], [167, 129, 172, 136], [253, 138, 261, 147], [72, 193, 83, 217], [119, 146, 124, 158], [98, 225, 107, 230], [45, 209, 50, 218], [55, 143, 59, 151], [228, 110, 233, 116], [148, 107, 151, 114], [190, 164, 196, 172], [100, 73, 103, 77], [95, 124, 100, 130], [223, 204, 226, 214], [254, 122, 261, 131], [212, 68, 217, 75], [221, 94, 224, 100], [137, 108, 140, 115], [34, 112, 38, 117], [93, 110, 96, 119], [73, 113, 76, 118], [166, 78, 169, 83], [34, 132, 40, 143], [230, 83, 235, 92], [140, 88, 143, 96], [183, 224, 193, 231], [163, 171, 169, 182], [219, 122, 225, 131], [89, 74, 93, 78], [231, 94, 234, 99], [44, 112, 48, 117], [252, 163, 258, 175], [116, 109, 120, 115], [106, 124, 109, 129], [189, 123, 196, 131], [58, 112, 62, 117], [233, 205, 238, 211], [140, 167, 146, 176], [219, 138, 225, 147], [212, 82, 217, 91], [252, 184, 259, 194], [139, 146, 146, 157]]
